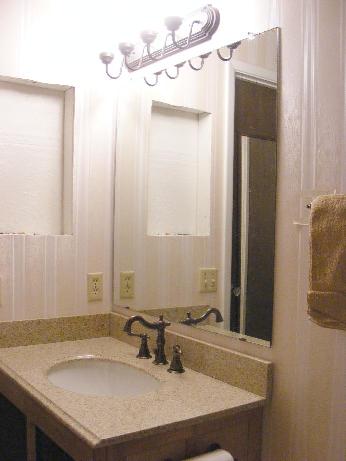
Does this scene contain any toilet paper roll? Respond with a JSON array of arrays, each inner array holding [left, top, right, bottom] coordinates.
[[183, 448, 234, 461]]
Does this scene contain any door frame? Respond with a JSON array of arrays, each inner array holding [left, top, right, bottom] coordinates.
[[222, 59, 277, 346]]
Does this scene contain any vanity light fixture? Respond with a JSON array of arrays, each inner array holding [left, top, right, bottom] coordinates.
[[99, 4, 220, 84], [99, 5, 247, 87]]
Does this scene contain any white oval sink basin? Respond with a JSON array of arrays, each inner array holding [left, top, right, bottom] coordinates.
[[47, 356, 161, 397]]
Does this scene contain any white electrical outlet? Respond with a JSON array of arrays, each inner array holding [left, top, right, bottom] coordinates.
[[199, 268, 217, 293], [120, 271, 135, 299], [87, 273, 103, 302]]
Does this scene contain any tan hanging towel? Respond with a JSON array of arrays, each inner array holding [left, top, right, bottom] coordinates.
[[307, 194, 346, 330]]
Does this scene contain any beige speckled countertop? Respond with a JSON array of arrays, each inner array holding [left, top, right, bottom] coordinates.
[[0, 337, 265, 448]]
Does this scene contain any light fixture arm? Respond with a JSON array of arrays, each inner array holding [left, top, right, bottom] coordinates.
[[165, 67, 179, 79], [217, 47, 233, 61], [188, 52, 211, 71], [188, 57, 204, 71], [99, 52, 124, 80], [171, 19, 201, 49], [165, 62, 185, 79], [146, 33, 172, 61], [105, 60, 124, 79], [216, 41, 242, 61], [124, 45, 147, 71], [144, 71, 162, 87]]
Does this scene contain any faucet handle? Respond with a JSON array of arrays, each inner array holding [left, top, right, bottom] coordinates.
[[180, 312, 195, 325], [155, 314, 171, 328], [168, 344, 185, 374], [136, 333, 152, 359]]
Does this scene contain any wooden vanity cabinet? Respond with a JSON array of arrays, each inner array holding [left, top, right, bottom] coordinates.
[[0, 388, 263, 461], [0, 393, 27, 460], [105, 408, 263, 461], [36, 427, 74, 461], [0, 393, 73, 461]]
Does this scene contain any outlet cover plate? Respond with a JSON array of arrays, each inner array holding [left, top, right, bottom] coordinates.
[[120, 271, 135, 299], [199, 268, 217, 293], [87, 273, 103, 302]]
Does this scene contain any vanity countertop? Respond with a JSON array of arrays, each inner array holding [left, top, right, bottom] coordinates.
[[0, 337, 265, 448]]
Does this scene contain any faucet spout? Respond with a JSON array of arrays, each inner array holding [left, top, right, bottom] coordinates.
[[180, 307, 223, 326], [123, 314, 171, 365], [123, 315, 157, 335]]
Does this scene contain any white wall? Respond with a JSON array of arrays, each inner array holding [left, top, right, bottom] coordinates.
[[263, 1, 346, 459], [0, 0, 116, 319]]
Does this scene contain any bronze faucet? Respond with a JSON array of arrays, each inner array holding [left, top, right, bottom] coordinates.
[[123, 314, 171, 365], [180, 307, 223, 326]]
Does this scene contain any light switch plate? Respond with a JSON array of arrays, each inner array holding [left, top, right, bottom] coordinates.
[[87, 273, 103, 302], [199, 268, 217, 293], [120, 271, 135, 299]]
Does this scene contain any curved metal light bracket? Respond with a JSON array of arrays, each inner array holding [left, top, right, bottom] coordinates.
[[105, 58, 125, 80], [126, 5, 220, 72], [171, 20, 201, 49], [144, 71, 162, 87], [124, 45, 146, 71], [165, 67, 179, 79], [99, 52, 124, 80], [188, 52, 211, 71], [217, 47, 233, 61], [188, 57, 204, 71], [217, 41, 242, 62], [165, 62, 185, 79], [146, 33, 172, 61]]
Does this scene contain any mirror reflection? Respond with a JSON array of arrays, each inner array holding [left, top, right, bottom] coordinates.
[[114, 28, 279, 345]]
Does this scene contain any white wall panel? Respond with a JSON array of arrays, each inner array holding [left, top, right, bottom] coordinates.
[[23, 235, 45, 319], [229, 1, 345, 460], [0, 79, 66, 234], [44, 235, 57, 318], [0, 235, 13, 321], [0, 1, 116, 320], [56, 236, 76, 317]]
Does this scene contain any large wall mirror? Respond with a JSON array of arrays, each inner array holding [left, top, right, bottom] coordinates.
[[114, 28, 279, 346]]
